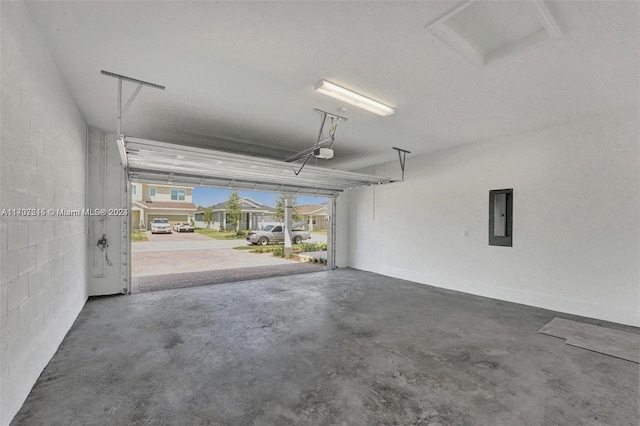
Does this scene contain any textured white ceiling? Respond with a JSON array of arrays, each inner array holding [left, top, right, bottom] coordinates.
[[25, 1, 639, 171]]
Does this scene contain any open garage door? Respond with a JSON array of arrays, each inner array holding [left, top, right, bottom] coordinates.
[[120, 137, 392, 197], [118, 136, 393, 271]]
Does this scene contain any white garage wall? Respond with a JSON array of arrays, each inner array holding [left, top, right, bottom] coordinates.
[[344, 108, 639, 326], [0, 2, 89, 424], [86, 128, 128, 296], [335, 193, 351, 268]]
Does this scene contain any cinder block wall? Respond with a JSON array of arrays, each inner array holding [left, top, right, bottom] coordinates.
[[0, 2, 88, 424]]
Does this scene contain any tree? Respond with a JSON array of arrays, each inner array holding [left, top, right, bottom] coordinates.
[[203, 208, 214, 229], [196, 205, 205, 211], [274, 194, 301, 224], [226, 191, 242, 234]]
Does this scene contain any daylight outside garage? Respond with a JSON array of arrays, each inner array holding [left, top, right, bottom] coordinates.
[[116, 136, 393, 295], [130, 182, 331, 293]]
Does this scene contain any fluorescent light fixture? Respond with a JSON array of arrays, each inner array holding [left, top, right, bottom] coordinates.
[[314, 80, 394, 117]]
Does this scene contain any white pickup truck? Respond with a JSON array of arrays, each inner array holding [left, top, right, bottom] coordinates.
[[246, 222, 311, 245]]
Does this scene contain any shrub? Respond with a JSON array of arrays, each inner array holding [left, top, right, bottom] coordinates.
[[299, 242, 327, 252], [272, 246, 284, 258], [131, 229, 147, 242]]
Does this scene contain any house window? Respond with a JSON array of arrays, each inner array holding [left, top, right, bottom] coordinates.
[[171, 189, 185, 201], [150, 187, 156, 197], [131, 185, 136, 195]]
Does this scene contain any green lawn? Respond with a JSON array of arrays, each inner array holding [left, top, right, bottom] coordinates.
[[195, 228, 246, 240], [131, 229, 148, 242]]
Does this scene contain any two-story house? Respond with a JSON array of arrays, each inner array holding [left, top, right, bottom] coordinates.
[[131, 183, 197, 230]]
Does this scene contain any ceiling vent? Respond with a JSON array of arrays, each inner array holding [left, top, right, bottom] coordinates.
[[426, 0, 562, 66]]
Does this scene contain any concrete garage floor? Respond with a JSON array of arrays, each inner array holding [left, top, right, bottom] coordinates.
[[12, 269, 638, 425]]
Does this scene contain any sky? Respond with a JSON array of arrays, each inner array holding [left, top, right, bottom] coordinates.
[[192, 188, 327, 208]]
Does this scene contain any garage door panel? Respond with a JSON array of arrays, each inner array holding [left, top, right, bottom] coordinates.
[[124, 137, 393, 196]]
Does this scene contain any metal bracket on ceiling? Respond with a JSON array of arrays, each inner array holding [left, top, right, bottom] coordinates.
[[312, 108, 348, 149], [285, 108, 348, 165], [101, 69, 165, 141], [393, 146, 411, 181]]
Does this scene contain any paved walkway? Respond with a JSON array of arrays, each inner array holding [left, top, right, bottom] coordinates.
[[132, 263, 325, 293], [297, 250, 327, 260]]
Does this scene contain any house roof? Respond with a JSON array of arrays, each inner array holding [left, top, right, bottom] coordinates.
[[144, 201, 197, 210], [132, 200, 147, 210], [296, 205, 327, 215], [138, 183, 193, 190], [206, 197, 274, 213]]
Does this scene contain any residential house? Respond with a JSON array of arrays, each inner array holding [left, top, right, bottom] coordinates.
[[296, 204, 328, 230], [131, 183, 197, 230], [194, 197, 275, 230]]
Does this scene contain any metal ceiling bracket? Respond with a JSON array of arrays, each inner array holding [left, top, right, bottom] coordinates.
[[101, 70, 165, 139], [313, 108, 348, 124], [313, 108, 347, 151], [285, 108, 348, 163], [393, 146, 411, 181]]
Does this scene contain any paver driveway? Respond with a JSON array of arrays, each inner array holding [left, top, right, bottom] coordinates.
[[132, 231, 325, 293], [133, 246, 301, 276], [134, 231, 240, 252]]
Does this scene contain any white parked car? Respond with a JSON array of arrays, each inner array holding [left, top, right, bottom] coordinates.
[[151, 218, 172, 234], [173, 222, 195, 232]]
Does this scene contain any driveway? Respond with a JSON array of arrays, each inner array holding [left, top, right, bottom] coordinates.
[[134, 231, 246, 252], [308, 232, 328, 243], [146, 231, 212, 242], [132, 231, 325, 293], [133, 247, 300, 276]]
